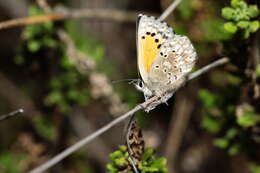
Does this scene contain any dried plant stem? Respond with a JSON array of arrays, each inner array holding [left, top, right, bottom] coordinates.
[[188, 57, 230, 81], [29, 97, 156, 173], [0, 109, 24, 121], [0, 0, 181, 31], [0, 9, 139, 30], [159, 0, 182, 21], [0, 13, 64, 30], [29, 57, 229, 173]]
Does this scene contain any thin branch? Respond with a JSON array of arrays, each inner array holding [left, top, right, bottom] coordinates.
[[29, 57, 229, 173], [0, 13, 64, 30], [0, 8, 141, 30], [0, 72, 41, 118], [0, 109, 24, 121], [159, 0, 182, 21], [188, 57, 230, 81], [29, 103, 144, 173]]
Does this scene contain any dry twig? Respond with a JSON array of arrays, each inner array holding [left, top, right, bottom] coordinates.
[[0, 108, 24, 121], [159, 0, 182, 21], [0, 8, 141, 30]]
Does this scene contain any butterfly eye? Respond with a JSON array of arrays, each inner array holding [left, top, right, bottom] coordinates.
[[155, 65, 160, 69]]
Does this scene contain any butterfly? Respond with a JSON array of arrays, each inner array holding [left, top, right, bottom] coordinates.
[[135, 14, 197, 105]]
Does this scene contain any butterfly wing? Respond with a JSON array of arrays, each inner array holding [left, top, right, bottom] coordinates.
[[148, 34, 197, 95], [137, 14, 175, 85]]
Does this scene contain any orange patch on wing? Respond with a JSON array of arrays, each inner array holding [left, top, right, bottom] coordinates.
[[140, 35, 161, 72]]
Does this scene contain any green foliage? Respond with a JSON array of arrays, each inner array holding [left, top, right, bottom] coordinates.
[[222, 0, 259, 38], [16, 5, 91, 113], [250, 163, 260, 173], [177, 0, 193, 19], [213, 128, 241, 155], [22, 6, 58, 53], [198, 89, 220, 109], [107, 145, 168, 173], [200, 19, 233, 41], [33, 116, 56, 140], [236, 110, 260, 128], [14, 5, 57, 64], [199, 88, 259, 156], [45, 60, 91, 112], [64, 21, 106, 70], [0, 152, 24, 173], [201, 113, 223, 133], [256, 64, 260, 77]]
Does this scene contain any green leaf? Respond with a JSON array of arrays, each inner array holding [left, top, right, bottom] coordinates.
[[224, 22, 238, 33], [67, 89, 79, 100], [213, 138, 229, 149], [45, 91, 63, 105], [247, 5, 259, 18], [142, 148, 154, 161], [250, 163, 260, 173], [106, 163, 118, 173], [225, 128, 239, 139], [243, 29, 250, 38], [33, 116, 56, 140], [43, 37, 57, 48], [222, 7, 236, 20], [198, 89, 218, 108], [237, 111, 260, 128], [114, 157, 127, 167], [201, 113, 223, 133], [109, 150, 124, 160], [0, 152, 24, 173], [249, 20, 260, 33], [27, 40, 41, 52], [227, 74, 242, 85], [231, 0, 242, 8], [234, 0, 247, 9], [256, 64, 260, 77], [228, 144, 240, 155], [237, 20, 250, 29]]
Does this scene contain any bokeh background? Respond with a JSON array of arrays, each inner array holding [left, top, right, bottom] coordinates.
[[0, 0, 259, 173]]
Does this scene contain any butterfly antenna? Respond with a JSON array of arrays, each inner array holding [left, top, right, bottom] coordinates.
[[111, 78, 139, 84]]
